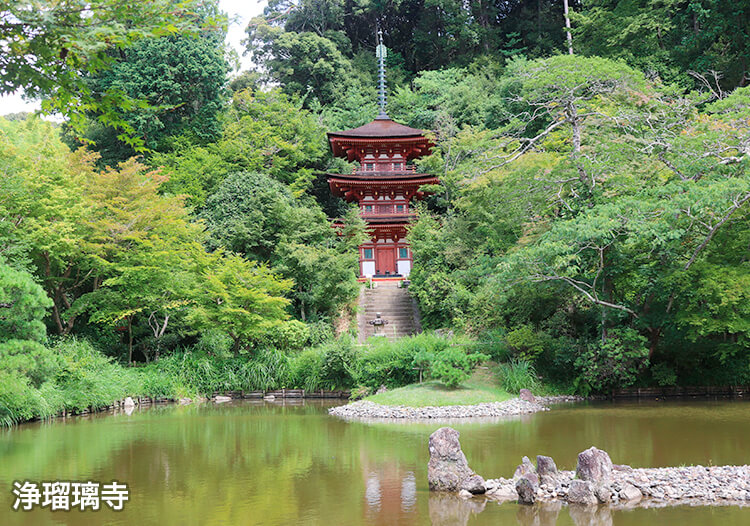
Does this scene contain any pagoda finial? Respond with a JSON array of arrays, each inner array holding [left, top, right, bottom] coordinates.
[[375, 28, 388, 120]]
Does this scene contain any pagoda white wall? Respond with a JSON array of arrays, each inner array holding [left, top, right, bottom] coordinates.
[[362, 260, 376, 276], [397, 260, 411, 277]]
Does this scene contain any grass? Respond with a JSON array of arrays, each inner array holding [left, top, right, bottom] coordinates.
[[363, 367, 514, 407]]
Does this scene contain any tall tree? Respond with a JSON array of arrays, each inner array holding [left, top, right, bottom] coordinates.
[[1, 0, 221, 142]]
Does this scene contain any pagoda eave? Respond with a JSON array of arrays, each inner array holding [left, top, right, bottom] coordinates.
[[328, 174, 439, 202]]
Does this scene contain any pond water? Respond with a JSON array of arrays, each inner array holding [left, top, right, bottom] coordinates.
[[1, 399, 750, 525]]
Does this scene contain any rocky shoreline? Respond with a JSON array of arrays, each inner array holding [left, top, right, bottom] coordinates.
[[427, 427, 750, 509], [328, 394, 582, 420]]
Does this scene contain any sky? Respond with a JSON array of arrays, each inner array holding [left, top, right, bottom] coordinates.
[[0, 0, 267, 116]]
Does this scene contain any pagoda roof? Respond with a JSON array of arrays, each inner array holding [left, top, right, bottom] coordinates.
[[328, 116, 426, 139]]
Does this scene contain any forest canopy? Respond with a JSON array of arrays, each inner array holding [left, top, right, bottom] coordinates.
[[0, 0, 748, 420]]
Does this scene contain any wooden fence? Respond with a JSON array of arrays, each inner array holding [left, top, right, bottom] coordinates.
[[47, 389, 350, 420], [611, 386, 750, 399]]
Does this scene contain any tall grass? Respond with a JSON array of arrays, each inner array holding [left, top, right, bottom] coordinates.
[[495, 359, 541, 393]]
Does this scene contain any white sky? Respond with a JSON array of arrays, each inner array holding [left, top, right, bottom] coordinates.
[[0, 0, 267, 116]]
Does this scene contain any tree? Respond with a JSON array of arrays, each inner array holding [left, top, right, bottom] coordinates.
[[0, 262, 59, 387], [200, 172, 366, 321], [0, 117, 99, 335], [247, 25, 355, 107], [187, 253, 292, 352], [1, 0, 220, 142], [156, 89, 326, 206], [73, 159, 206, 363], [79, 31, 230, 165]]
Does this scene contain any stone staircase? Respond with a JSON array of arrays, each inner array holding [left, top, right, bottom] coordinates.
[[358, 281, 422, 342]]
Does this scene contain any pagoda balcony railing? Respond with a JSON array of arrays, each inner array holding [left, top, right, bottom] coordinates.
[[351, 165, 418, 176], [360, 211, 417, 218]]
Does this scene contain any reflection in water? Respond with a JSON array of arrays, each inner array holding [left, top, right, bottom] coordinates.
[[401, 472, 417, 511], [515, 501, 562, 526], [365, 472, 381, 510], [568, 504, 613, 526], [428, 493, 486, 526], [2, 400, 750, 525]]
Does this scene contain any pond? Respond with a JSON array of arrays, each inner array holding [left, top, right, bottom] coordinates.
[[1, 399, 749, 525]]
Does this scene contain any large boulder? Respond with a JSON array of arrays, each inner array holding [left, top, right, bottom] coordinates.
[[576, 447, 613, 484], [537, 455, 559, 486], [428, 428, 485, 494], [515, 475, 538, 505], [567, 480, 598, 506], [514, 456, 536, 479]]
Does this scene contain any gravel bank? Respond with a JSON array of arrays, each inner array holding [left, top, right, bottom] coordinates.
[[485, 465, 750, 506], [328, 395, 581, 420]]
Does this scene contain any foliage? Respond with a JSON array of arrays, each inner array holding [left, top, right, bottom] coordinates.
[[78, 31, 229, 165], [505, 325, 548, 363], [186, 252, 292, 351], [495, 360, 541, 393], [157, 89, 327, 206], [575, 329, 650, 393], [427, 347, 489, 388], [2, 0, 222, 144]]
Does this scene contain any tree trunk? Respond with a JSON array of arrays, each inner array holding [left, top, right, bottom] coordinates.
[[128, 317, 133, 365], [563, 0, 574, 55]]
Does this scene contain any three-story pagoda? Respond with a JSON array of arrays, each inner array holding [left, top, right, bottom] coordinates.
[[326, 31, 439, 278]]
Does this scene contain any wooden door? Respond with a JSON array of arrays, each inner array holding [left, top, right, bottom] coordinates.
[[376, 247, 396, 275]]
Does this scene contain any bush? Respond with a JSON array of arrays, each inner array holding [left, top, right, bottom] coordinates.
[[428, 347, 488, 388], [319, 336, 357, 390], [53, 338, 141, 411], [505, 325, 548, 363], [474, 328, 509, 361], [193, 329, 234, 358], [357, 337, 421, 389], [288, 347, 325, 391], [495, 359, 540, 393], [575, 328, 649, 393]]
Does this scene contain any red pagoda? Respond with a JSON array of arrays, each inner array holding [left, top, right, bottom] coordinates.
[[326, 31, 439, 279]]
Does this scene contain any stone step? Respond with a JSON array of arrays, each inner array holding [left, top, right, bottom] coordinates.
[[358, 284, 423, 342]]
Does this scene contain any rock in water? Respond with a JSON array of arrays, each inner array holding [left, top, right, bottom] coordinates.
[[567, 480, 598, 505], [461, 474, 486, 495], [537, 455, 557, 476], [428, 427, 486, 494], [519, 389, 536, 403], [514, 456, 536, 478], [516, 475, 537, 505], [576, 447, 613, 484], [123, 396, 135, 409], [619, 483, 643, 502], [537, 455, 559, 486]]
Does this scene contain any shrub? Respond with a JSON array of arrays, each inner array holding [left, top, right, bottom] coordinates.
[[193, 329, 234, 358], [319, 336, 357, 390], [357, 337, 420, 389], [428, 347, 488, 388], [495, 359, 540, 393], [575, 328, 649, 392], [505, 325, 548, 363], [474, 328, 509, 361], [288, 347, 325, 391], [53, 338, 141, 411]]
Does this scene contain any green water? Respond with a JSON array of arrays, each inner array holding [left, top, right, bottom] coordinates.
[[1, 399, 749, 525]]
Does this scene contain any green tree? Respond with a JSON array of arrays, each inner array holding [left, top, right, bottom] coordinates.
[[0, 262, 58, 387], [2, 0, 220, 143], [79, 31, 230, 165], [187, 253, 292, 352]]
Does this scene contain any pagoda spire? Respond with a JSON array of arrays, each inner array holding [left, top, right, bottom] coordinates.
[[375, 28, 388, 120]]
